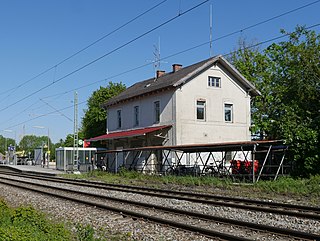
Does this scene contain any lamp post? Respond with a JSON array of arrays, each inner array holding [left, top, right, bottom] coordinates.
[[4, 129, 16, 165], [33, 126, 50, 168]]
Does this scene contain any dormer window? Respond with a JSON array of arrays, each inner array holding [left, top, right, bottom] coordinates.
[[208, 76, 221, 88]]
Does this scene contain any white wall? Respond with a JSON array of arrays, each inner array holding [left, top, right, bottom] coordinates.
[[107, 90, 175, 132], [106, 62, 252, 147], [175, 64, 251, 145]]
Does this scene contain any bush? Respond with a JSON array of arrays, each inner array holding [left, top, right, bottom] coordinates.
[[0, 200, 72, 241]]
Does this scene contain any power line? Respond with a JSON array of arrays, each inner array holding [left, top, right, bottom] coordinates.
[[0, 0, 169, 99], [4, 0, 318, 99], [40, 0, 320, 100], [5, 22, 320, 131], [0, 100, 39, 126], [3, 0, 318, 115], [223, 23, 320, 57], [34, 0, 320, 100], [40, 99, 73, 122], [0, 0, 209, 114], [5, 101, 85, 129], [54, 0, 169, 68], [2, 0, 319, 128], [211, 0, 320, 42]]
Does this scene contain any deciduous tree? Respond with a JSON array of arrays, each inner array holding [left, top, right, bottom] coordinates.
[[230, 26, 320, 176], [81, 82, 126, 139], [19, 135, 51, 158]]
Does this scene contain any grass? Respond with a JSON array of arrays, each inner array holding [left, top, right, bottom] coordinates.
[[254, 175, 320, 196], [62, 170, 320, 203], [0, 200, 73, 241], [0, 199, 132, 241], [63, 169, 233, 187]]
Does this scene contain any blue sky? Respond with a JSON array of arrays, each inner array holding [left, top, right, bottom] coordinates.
[[0, 0, 319, 143]]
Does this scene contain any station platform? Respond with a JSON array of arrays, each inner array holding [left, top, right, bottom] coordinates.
[[0, 163, 65, 176]]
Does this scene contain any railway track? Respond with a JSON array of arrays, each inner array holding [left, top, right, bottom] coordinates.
[[1, 170, 319, 220], [0, 172, 319, 240]]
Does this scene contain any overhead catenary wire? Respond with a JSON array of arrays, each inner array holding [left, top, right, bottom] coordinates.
[[0, 0, 169, 98], [2, 0, 318, 118], [6, 0, 318, 96], [42, 7, 320, 100], [40, 99, 73, 122], [3, 21, 320, 131], [0, 100, 40, 127], [25, 0, 320, 101], [4, 22, 320, 131], [0, 0, 209, 114], [2, 1, 320, 131], [5, 101, 86, 129], [212, 0, 320, 43]]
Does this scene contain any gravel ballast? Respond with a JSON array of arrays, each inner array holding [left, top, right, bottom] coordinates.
[[0, 174, 319, 240]]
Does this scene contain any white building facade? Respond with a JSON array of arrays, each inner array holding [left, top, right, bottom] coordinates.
[[92, 55, 259, 148], [89, 56, 260, 173]]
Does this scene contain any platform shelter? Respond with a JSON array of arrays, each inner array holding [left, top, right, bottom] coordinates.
[[95, 140, 288, 182]]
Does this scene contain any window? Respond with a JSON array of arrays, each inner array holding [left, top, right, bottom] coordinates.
[[224, 103, 233, 122], [134, 106, 139, 126], [117, 110, 122, 128], [208, 76, 221, 88], [196, 100, 206, 120], [154, 101, 160, 123]]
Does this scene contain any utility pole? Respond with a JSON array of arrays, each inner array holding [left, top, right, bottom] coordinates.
[[73, 91, 79, 172], [47, 128, 50, 168]]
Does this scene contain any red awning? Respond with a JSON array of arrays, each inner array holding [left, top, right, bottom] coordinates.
[[88, 125, 171, 142]]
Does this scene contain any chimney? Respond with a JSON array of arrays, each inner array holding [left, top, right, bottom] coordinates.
[[156, 70, 165, 78], [172, 64, 182, 72]]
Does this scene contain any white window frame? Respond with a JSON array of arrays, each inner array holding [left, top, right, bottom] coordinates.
[[134, 106, 139, 127], [117, 109, 122, 129], [154, 101, 160, 123], [224, 103, 233, 122], [208, 76, 221, 88], [196, 100, 206, 121]]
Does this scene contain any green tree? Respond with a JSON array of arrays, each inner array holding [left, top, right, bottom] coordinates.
[[0, 135, 16, 154], [264, 27, 320, 175], [230, 26, 320, 176], [228, 38, 276, 139], [19, 135, 52, 159], [61, 132, 84, 147], [81, 81, 126, 139]]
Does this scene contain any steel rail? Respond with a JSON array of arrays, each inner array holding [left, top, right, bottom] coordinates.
[[1, 171, 319, 220], [0, 178, 250, 241], [0, 176, 319, 241]]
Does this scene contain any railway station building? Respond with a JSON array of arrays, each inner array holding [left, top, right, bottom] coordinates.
[[90, 55, 260, 146], [88, 55, 288, 180]]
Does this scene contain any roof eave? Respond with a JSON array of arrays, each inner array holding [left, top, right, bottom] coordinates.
[[218, 56, 261, 96], [173, 55, 220, 87], [103, 86, 176, 108], [103, 55, 261, 109]]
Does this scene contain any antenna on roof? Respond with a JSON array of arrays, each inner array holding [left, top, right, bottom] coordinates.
[[209, 4, 213, 57], [147, 37, 167, 78], [153, 37, 161, 71]]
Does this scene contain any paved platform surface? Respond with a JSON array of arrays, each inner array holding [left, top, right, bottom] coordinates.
[[0, 164, 65, 176]]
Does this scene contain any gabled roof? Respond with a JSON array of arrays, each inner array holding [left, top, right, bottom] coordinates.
[[103, 55, 260, 108]]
